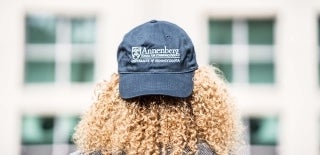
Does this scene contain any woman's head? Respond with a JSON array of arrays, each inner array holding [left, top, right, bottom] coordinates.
[[73, 66, 242, 155]]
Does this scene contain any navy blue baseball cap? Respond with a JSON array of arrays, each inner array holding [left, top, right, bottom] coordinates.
[[117, 20, 198, 99]]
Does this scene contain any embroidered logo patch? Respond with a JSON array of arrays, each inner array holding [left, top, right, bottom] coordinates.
[[131, 46, 180, 63]]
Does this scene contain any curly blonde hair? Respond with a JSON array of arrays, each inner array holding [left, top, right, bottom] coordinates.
[[73, 66, 242, 155]]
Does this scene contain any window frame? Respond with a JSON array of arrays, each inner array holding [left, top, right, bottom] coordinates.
[[208, 18, 276, 85], [24, 14, 97, 85]]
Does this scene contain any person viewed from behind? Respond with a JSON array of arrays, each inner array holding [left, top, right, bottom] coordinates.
[[71, 20, 242, 155]]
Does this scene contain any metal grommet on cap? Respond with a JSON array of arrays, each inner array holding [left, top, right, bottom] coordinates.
[[150, 20, 157, 23]]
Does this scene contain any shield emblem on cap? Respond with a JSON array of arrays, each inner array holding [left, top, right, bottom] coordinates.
[[132, 47, 142, 60]]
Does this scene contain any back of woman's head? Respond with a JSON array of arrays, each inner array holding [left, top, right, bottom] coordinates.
[[73, 66, 242, 155]]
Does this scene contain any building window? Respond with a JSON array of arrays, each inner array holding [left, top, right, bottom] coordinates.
[[21, 115, 79, 155], [244, 116, 279, 155], [209, 19, 275, 84], [24, 15, 96, 84]]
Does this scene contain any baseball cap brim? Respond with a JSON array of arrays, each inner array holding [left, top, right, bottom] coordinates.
[[119, 72, 194, 99]]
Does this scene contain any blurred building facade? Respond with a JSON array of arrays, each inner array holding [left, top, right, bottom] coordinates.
[[0, 0, 319, 155]]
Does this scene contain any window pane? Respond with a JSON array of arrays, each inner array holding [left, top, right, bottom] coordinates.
[[249, 45, 274, 84], [211, 62, 233, 82], [66, 116, 80, 144], [71, 18, 96, 44], [25, 61, 55, 83], [248, 19, 275, 84], [249, 117, 278, 145], [249, 63, 274, 84], [22, 116, 54, 144], [248, 20, 274, 45], [26, 15, 56, 44], [71, 45, 94, 82], [53, 116, 80, 144], [243, 117, 279, 155], [209, 20, 232, 44], [71, 62, 94, 82], [21, 115, 80, 155]]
